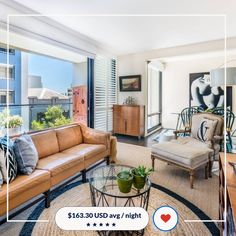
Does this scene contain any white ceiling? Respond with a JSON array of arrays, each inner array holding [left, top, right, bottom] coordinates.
[[13, 0, 236, 55]]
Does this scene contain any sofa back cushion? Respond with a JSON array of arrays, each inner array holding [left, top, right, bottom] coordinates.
[[31, 130, 59, 159], [55, 125, 83, 151]]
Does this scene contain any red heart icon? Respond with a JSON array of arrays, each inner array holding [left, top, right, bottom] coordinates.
[[161, 214, 171, 223]]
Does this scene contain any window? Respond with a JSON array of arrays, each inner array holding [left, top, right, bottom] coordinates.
[[0, 90, 15, 104], [0, 65, 14, 79], [94, 56, 117, 132], [147, 63, 162, 132]]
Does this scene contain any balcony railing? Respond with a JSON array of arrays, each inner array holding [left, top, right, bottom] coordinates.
[[0, 101, 72, 134]]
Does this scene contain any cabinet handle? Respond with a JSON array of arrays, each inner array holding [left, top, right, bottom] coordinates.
[[124, 120, 127, 132]]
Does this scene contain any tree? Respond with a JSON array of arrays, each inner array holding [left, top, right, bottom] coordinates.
[[31, 105, 71, 130]]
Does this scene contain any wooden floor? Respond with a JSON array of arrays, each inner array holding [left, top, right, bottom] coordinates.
[[113, 129, 162, 148]]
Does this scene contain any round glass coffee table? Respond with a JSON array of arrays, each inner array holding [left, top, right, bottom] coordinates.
[[89, 164, 151, 236]]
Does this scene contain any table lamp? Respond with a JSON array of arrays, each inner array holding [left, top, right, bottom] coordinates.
[[210, 67, 236, 86]]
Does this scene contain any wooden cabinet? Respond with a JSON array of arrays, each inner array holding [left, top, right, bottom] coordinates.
[[219, 153, 236, 235], [113, 105, 144, 138]]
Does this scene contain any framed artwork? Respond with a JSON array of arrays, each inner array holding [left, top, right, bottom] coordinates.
[[189, 72, 232, 110], [119, 75, 141, 92]]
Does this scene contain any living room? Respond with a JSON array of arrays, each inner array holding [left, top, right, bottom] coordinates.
[[0, 0, 236, 235]]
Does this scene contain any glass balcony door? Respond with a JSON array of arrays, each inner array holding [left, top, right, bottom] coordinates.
[[147, 63, 162, 133]]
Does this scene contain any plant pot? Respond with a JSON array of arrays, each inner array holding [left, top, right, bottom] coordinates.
[[3, 127, 22, 136], [132, 170, 146, 190], [117, 172, 133, 193]]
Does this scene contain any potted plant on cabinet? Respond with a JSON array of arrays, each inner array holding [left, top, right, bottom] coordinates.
[[132, 166, 153, 190], [117, 170, 133, 193]]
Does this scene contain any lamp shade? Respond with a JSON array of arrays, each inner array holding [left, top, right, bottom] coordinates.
[[210, 67, 236, 86]]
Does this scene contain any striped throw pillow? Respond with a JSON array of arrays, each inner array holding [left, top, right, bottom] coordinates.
[[0, 136, 18, 183]]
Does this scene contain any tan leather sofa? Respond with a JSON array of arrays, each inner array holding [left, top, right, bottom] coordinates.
[[0, 124, 117, 217]]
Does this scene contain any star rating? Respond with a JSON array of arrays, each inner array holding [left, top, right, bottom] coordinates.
[[86, 222, 116, 227]]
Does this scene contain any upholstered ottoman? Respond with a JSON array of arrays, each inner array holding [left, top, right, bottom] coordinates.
[[151, 142, 210, 188]]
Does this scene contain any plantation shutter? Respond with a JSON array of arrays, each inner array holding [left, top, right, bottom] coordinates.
[[94, 56, 117, 131]]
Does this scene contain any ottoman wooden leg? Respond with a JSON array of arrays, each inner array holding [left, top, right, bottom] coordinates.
[[205, 163, 209, 179], [151, 155, 155, 170], [209, 160, 213, 178], [190, 170, 194, 189]]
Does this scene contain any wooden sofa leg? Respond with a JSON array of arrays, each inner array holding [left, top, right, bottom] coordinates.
[[82, 170, 86, 183], [151, 156, 155, 170], [190, 170, 194, 189], [44, 190, 51, 208], [105, 156, 110, 165]]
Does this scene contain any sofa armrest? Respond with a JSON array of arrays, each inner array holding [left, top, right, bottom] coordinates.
[[110, 136, 117, 163], [80, 124, 111, 150]]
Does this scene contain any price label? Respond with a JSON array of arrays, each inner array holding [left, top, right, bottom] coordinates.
[[56, 207, 149, 231]]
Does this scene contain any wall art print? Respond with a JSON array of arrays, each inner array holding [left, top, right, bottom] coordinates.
[[189, 72, 232, 110]]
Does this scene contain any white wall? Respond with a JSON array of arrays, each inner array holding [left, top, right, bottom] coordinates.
[[118, 54, 147, 105], [162, 56, 236, 129], [118, 39, 236, 135]]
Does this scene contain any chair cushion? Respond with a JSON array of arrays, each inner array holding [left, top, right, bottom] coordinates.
[[31, 130, 59, 159], [62, 144, 106, 160], [192, 113, 223, 136], [55, 125, 83, 151], [191, 117, 218, 145], [36, 152, 84, 177], [152, 142, 210, 169]]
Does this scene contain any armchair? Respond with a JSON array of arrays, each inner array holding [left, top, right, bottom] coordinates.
[[151, 113, 224, 188]]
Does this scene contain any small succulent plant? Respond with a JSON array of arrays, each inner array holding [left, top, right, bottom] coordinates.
[[117, 170, 132, 180], [132, 166, 153, 177]]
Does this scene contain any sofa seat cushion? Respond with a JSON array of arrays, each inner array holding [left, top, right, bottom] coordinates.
[[152, 141, 210, 169], [56, 125, 83, 151], [62, 144, 106, 160], [0, 169, 50, 204], [36, 153, 84, 177], [31, 130, 59, 159]]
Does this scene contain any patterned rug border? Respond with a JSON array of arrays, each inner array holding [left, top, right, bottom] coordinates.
[[20, 181, 219, 236]]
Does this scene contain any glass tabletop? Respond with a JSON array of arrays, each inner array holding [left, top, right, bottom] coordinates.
[[89, 164, 151, 198]]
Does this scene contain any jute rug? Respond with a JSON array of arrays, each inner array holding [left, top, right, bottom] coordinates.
[[0, 142, 219, 235], [20, 182, 218, 236]]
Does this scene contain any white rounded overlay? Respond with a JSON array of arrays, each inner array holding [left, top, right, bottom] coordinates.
[[153, 206, 178, 231], [55, 207, 149, 231]]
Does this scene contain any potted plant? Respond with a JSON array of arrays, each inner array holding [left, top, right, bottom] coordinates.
[[0, 108, 23, 136], [132, 166, 153, 190], [117, 170, 133, 193]]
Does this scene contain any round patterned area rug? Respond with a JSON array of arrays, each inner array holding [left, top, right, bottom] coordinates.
[[20, 181, 219, 236]]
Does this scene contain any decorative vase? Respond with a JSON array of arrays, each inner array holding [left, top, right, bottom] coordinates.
[[117, 172, 133, 193], [132, 170, 146, 190]]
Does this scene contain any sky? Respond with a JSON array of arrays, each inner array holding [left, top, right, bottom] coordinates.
[[28, 53, 73, 94]]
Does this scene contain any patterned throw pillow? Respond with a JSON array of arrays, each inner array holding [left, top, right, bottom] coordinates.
[[0, 148, 7, 184], [0, 168, 3, 188], [191, 118, 218, 146], [0, 136, 18, 183], [13, 135, 38, 175]]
